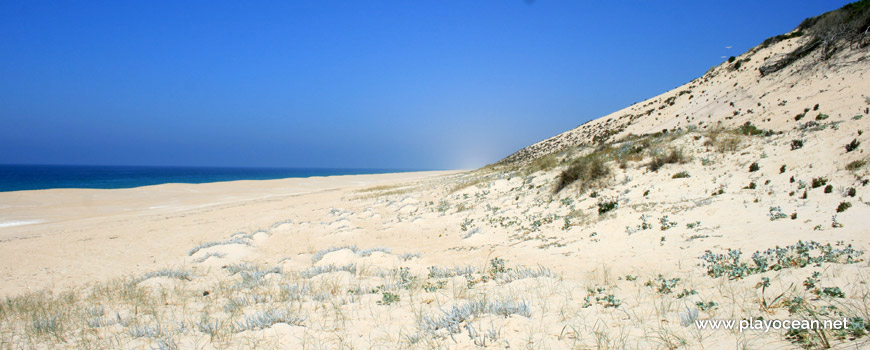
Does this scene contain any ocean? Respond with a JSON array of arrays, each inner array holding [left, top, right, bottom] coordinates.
[[0, 164, 414, 192]]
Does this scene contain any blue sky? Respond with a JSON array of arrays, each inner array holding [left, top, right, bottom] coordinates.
[[0, 1, 851, 169]]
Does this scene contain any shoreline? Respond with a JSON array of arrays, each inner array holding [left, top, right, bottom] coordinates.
[[0, 169, 463, 296], [0, 164, 442, 193]]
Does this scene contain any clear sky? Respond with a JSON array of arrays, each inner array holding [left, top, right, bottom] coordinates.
[[0, 1, 852, 169]]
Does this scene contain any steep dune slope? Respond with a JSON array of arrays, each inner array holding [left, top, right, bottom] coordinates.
[[501, 2, 870, 165]]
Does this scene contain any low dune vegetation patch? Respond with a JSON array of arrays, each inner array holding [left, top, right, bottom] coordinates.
[[553, 155, 610, 193]]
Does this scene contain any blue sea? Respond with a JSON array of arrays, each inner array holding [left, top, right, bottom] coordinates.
[[0, 164, 415, 192]]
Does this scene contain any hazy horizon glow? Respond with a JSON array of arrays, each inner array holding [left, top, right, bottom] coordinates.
[[0, 1, 851, 169]]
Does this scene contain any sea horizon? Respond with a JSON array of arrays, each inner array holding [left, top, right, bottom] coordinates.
[[0, 164, 429, 193]]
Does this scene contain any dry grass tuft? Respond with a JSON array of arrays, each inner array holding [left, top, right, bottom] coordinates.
[[554, 156, 610, 193]]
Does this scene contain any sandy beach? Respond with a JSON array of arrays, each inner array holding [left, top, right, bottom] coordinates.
[[0, 171, 460, 296], [1, 4, 869, 349]]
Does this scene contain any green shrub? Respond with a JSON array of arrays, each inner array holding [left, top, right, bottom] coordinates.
[[812, 177, 828, 188], [554, 155, 610, 193], [791, 139, 804, 150], [738, 122, 764, 136], [837, 202, 852, 213], [598, 200, 618, 215], [672, 171, 690, 179], [846, 159, 866, 170], [749, 162, 760, 172], [846, 138, 861, 152], [377, 292, 400, 305], [824, 184, 833, 193]]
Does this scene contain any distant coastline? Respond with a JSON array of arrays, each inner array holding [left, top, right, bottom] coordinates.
[[0, 164, 423, 192]]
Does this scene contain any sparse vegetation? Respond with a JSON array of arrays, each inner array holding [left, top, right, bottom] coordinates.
[[700, 241, 864, 279]]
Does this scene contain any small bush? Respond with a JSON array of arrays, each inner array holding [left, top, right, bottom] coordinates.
[[377, 292, 400, 305], [554, 155, 610, 193], [815, 113, 829, 120], [846, 159, 866, 170], [672, 171, 690, 179], [845, 138, 861, 152], [598, 200, 618, 215], [738, 122, 764, 136], [780, 165, 786, 173], [824, 184, 833, 193], [812, 177, 828, 188], [749, 162, 760, 172], [648, 148, 687, 172], [837, 202, 852, 213], [745, 182, 757, 190], [791, 139, 804, 150], [848, 187, 857, 197]]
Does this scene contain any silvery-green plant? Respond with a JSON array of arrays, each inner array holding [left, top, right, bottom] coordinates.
[[279, 283, 311, 302], [31, 315, 61, 336], [270, 219, 293, 229], [193, 252, 226, 263], [128, 323, 163, 338], [418, 298, 531, 336], [427, 265, 478, 279], [398, 252, 421, 261], [495, 265, 555, 284], [151, 337, 178, 350], [679, 306, 699, 327], [132, 268, 192, 284], [232, 309, 304, 332], [462, 227, 482, 239], [357, 247, 392, 257], [768, 206, 788, 221], [188, 238, 252, 256], [300, 264, 357, 278]]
